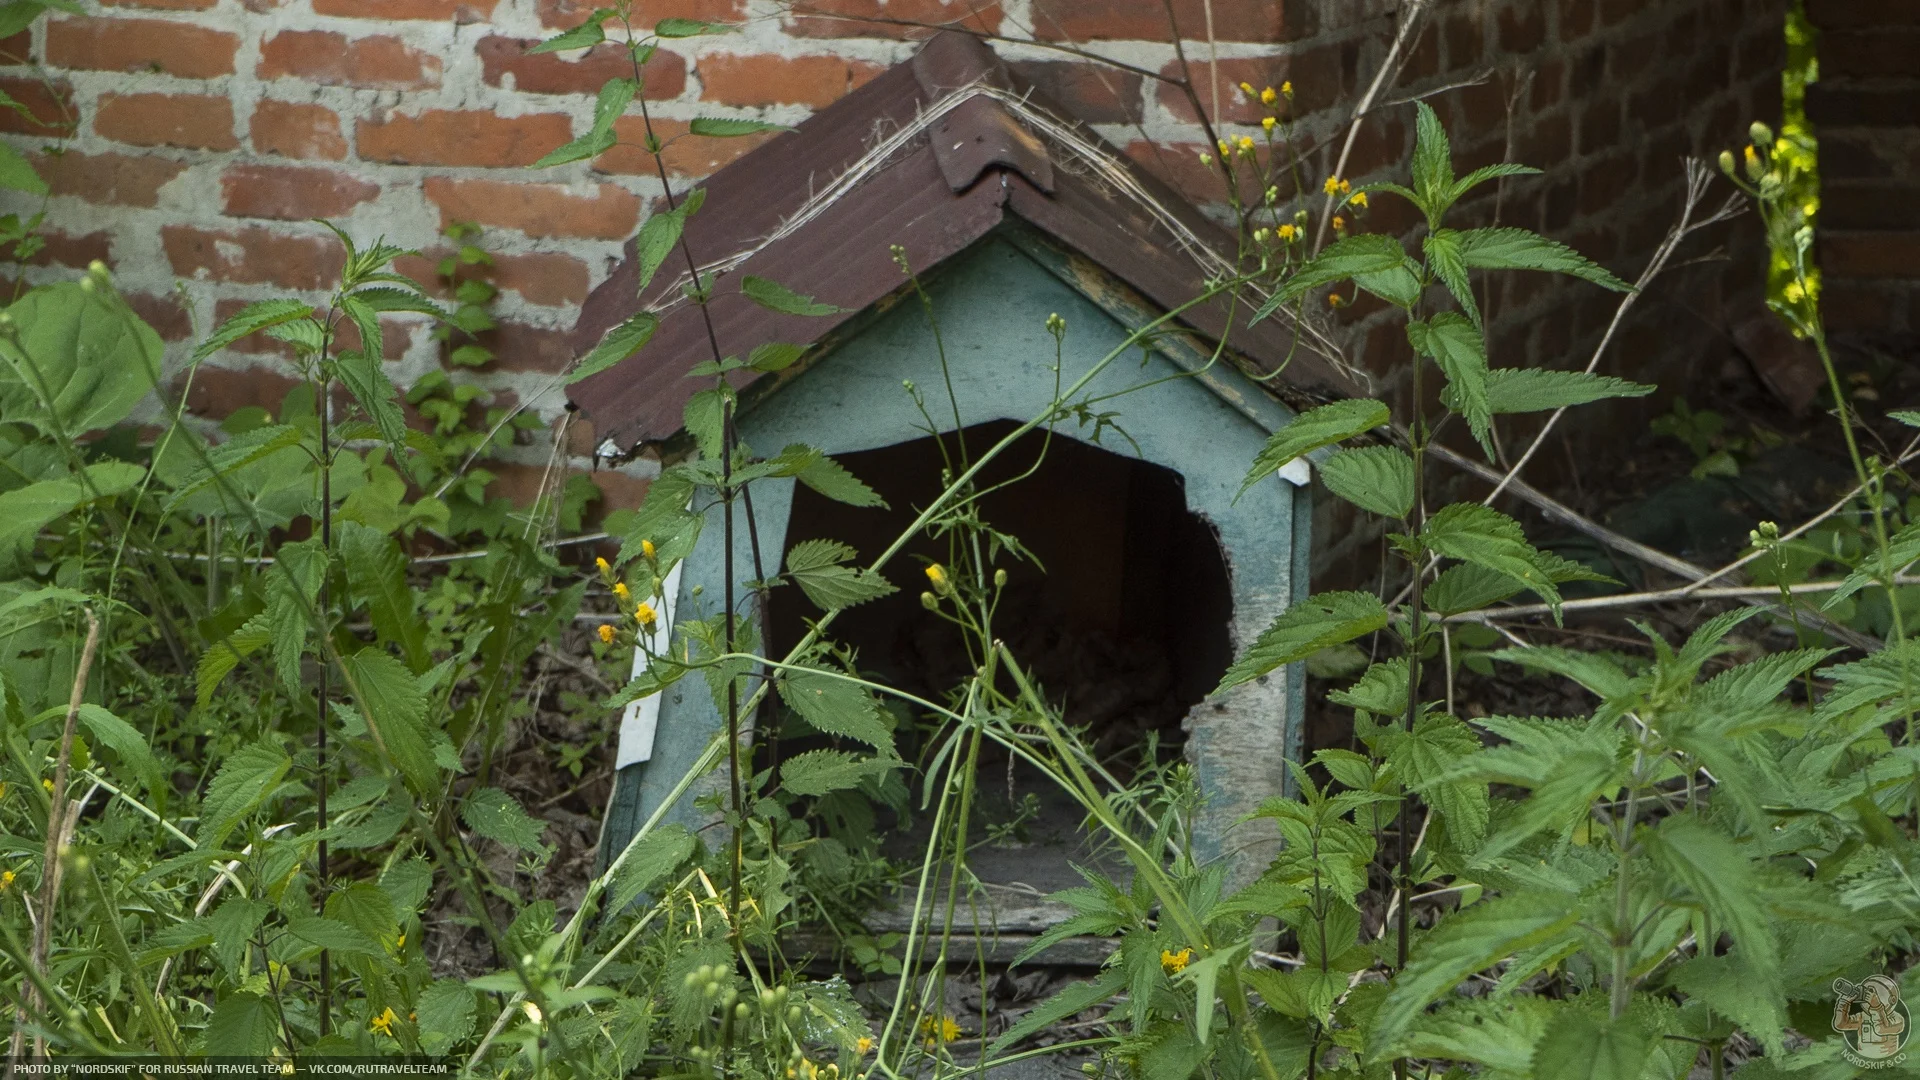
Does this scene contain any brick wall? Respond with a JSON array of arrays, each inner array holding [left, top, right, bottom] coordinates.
[[0, 0, 1782, 518], [1805, 0, 1919, 345]]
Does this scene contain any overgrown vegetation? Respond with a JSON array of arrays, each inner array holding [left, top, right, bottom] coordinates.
[[0, 1, 1913, 1078]]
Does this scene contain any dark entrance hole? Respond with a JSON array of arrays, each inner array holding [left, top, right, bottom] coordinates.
[[768, 421, 1233, 897]]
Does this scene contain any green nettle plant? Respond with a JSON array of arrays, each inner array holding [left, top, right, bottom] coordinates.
[[1, 0, 1917, 1075]]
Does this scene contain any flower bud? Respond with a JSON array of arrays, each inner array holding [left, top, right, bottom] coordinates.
[[920, 591, 938, 611], [1749, 121, 1773, 147], [1718, 149, 1737, 176]]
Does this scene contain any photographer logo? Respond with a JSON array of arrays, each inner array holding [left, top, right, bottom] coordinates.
[[1833, 975, 1910, 1069]]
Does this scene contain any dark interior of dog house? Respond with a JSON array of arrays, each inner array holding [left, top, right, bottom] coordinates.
[[765, 420, 1234, 891]]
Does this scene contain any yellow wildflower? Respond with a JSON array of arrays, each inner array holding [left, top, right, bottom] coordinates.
[[1323, 175, 1341, 195], [395, 933, 405, 949], [1281, 80, 1293, 97], [1262, 116, 1277, 132], [919, 1015, 960, 1047], [41, 779, 52, 793], [856, 1036, 874, 1055], [642, 539, 657, 560], [1239, 81, 1256, 96], [1161, 948, 1193, 975], [1217, 139, 1231, 157], [369, 1007, 398, 1038], [597, 624, 615, 645], [1332, 214, 1347, 231], [1260, 86, 1278, 105], [1328, 292, 1345, 309], [1348, 190, 1369, 208], [635, 602, 658, 628], [612, 582, 631, 603], [0, 782, 9, 799], [594, 556, 610, 574], [924, 564, 948, 591], [1237, 135, 1255, 153], [1339, 178, 1351, 194], [1, 871, 14, 890], [1277, 223, 1297, 242]]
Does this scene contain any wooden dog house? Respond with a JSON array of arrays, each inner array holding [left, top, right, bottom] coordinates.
[[567, 32, 1366, 908]]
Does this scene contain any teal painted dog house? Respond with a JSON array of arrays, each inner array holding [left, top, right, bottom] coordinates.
[[568, 33, 1367, 887]]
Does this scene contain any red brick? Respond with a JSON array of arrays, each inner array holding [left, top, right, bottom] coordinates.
[[596, 116, 778, 178], [1805, 0, 1920, 29], [1496, 4, 1545, 53], [1576, 148, 1636, 217], [1444, 12, 1482, 70], [1822, 30, 1920, 79], [251, 101, 348, 160], [1822, 232, 1920, 280], [395, 249, 591, 307], [96, 93, 236, 150], [786, 0, 1003, 39], [1008, 60, 1143, 124], [698, 52, 883, 108], [357, 109, 573, 168], [1560, 0, 1594, 39], [1158, 50, 1343, 124], [1530, 59, 1566, 110], [313, 0, 498, 19], [475, 321, 574, 372], [1118, 140, 1261, 209], [102, 0, 214, 8], [31, 150, 184, 207], [24, 230, 110, 269], [181, 365, 303, 420], [221, 164, 382, 220], [126, 291, 193, 341], [1577, 99, 1620, 155], [162, 224, 345, 290], [423, 177, 639, 240], [45, 17, 236, 79], [0, 76, 75, 137], [0, 30, 27, 61], [1029, 0, 1282, 42], [540, 0, 741, 28], [258, 30, 441, 89], [476, 36, 685, 97]]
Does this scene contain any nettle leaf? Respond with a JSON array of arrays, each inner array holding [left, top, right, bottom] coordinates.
[[572, 311, 659, 383], [590, 77, 637, 139], [634, 188, 704, 295], [195, 613, 272, 708], [333, 346, 408, 452], [1528, 1012, 1652, 1080], [1371, 891, 1581, 1054], [989, 969, 1125, 1054], [785, 538, 897, 611], [344, 649, 441, 794], [780, 748, 892, 797], [0, 140, 44, 196], [1644, 816, 1780, 986], [197, 743, 291, 849], [654, 16, 733, 36], [195, 298, 315, 361], [1474, 368, 1655, 414], [1239, 398, 1389, 499], [0, 461, 146, 570], [415, 981, 477, 1056], [1258, 234, 1409, 318], [1328, 658, 1408, 717], [608, 824, 695, 913], [339, 521, 427, 670], [1319, 445, 1414, 519], [1423, 228, 1478, 327], [741, 274, 841, 316], [747, 341, 808, 372], [75, 704, 161, 796], [165, 423, 306, 511], [1407, 313, 1491, 454], [1410, 101, 1455, 224], [1420, 503, 1561, 616], [779, 663, 893, 748], [461, 787, 549, 853], [264, 537, 324, 695], [1454, 227, 1631, 292], [1889, 409, 1920, 428], [204, 993, 278, 1057], [1353, 258, 1426, 309], [283, 915, 384, 959], [786, 447, 883, 507], [683, 387, 726, 459], [206, 897, 271, 978], [689, 117, 791, 138], [530, 10, 612, 53], [1217, 591, 1389, 693], [1450, 162, 1540, 203]]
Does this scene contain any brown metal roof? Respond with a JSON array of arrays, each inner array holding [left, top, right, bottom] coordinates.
[[566, 32, 1362, 454]]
